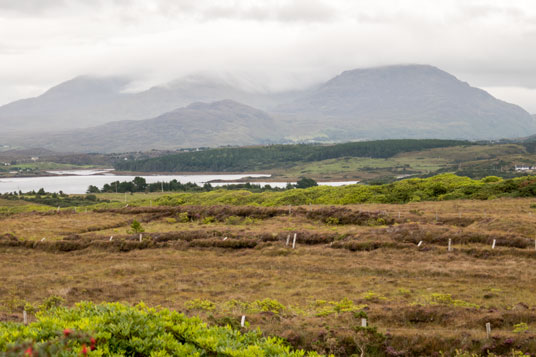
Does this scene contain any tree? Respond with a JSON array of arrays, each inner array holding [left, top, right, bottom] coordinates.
[[133, 177, 147, 192], [295, 177, 318, 189], [87, 185, 100, 193], [128, 220, 145, 234]]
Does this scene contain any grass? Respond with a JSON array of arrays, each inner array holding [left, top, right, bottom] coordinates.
[[261, 143, 535, 181], [275, 155, 448, 180], [3, 197, 536, 354]]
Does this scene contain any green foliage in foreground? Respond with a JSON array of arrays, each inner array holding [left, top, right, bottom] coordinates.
[[155, 174, 536, 206], [0, 302, 322, 356]]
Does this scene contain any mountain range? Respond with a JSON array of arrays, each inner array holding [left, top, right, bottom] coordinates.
[[0, 64, 534, 153]]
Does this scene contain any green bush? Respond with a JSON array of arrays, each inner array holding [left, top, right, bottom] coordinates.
[[177, 212, 190, 223], [202, 216, 216, 224], [154, 173, 536, 207], [128, 220, 144, 234], [0, 302, 323, 356], [184, 299, 216, 311]]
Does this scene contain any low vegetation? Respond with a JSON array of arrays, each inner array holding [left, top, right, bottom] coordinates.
[[0, 302, 321, 356], [153, 174, 536, 206], [4, 178, 536, 355]]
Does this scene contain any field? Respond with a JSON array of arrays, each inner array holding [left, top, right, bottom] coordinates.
[[2, 192, 536, 355], [272, 143, 536, 182]]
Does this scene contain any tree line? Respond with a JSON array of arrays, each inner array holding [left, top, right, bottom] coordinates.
[[114, 139, 473, 172], [87, 177, 318, 193]]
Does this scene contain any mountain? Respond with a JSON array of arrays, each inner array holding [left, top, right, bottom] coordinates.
[[274, 64, 536, 140], [0, 76, 131, 131], [9, 100, 281, 153], [0, 75, 284, 133], [0, 64, 535, 151]]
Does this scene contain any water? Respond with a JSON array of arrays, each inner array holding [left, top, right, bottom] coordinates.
[[210, 181, 359, 188], [0, 171, 358, 194]]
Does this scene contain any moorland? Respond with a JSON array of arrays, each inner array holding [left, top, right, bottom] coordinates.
[[2, 175, 536, 355]]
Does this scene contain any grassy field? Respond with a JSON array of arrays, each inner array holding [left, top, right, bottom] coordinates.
[[264, 143, 534, 182], [274, 155, 448, 181], [2, 196, 536, 355]]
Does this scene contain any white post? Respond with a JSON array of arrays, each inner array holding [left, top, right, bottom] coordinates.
[[240, 315, 246, 327], [491, 239, 496, 249], [361, 318, 367, 327], [417, 241, 423, 247], [109, 236, 113, 241], [292, 233, 297, 249], [40, 238, 46, 242], [223, 237, 228, 241], [139, 233, 142, 242], [486, 322, 491, 338], [448, 238, 452, 252], [286, 234, 290, 246], [23, 310, 27, 325]]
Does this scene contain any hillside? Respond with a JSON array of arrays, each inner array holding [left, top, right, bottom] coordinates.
[[0, 75, 284, 133], [0, 65, 534, 149], [113, 139, 471, 172], [275, 64, 536, 140], [10, 100, 281, 152]]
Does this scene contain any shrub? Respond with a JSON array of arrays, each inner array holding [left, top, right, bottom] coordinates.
[[225, 215, 242, 225], [428, 293, 479, 309], [0, 302, 322, 355], [185, 299, 216, 311], [513, 322, 529, 333], [39, 295, 65, 310], [325, 217, 340, 225], [128, 220, 144, 234], [177, 212, 189, 223], [202, 216, 216, 224], [250, 298, 285, 314]]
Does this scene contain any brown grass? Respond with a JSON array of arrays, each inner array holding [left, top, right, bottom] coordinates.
[[2, 197, 536, 355]]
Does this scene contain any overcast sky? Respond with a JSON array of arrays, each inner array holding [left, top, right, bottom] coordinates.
[[1, 0, 536, 112]]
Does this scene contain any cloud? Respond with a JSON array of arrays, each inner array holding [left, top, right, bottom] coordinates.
[[202, 0, 338, 23], [1, 0, 536, 110], [0, 0, 66, 14]]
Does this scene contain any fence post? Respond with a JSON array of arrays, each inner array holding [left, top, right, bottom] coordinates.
[[23, 310, 27, 325], [448, 238, 452, 252], [286, 234, 290, 246], [361, 318, 367, 327], [241, 315, 246, 327], [491, 239, 496, 249], [292, 233, 297, 249], [486, 322, 491, 338]]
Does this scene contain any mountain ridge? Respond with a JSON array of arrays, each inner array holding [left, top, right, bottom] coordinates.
[[5, 100, 281, 152], [0, 64, 534, 151]]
